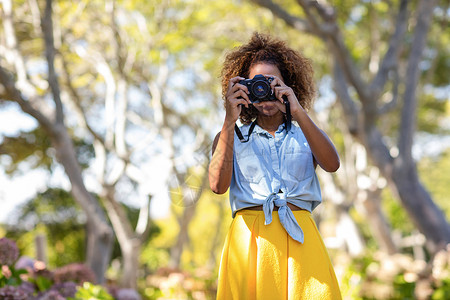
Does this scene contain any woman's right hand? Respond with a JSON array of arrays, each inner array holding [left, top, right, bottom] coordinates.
[[224, 76, 251, 123]]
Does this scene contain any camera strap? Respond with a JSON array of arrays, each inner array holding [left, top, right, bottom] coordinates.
[[283, 97, 292, 132], [235, 100, 292, 143], [235, 121, 256, 143]]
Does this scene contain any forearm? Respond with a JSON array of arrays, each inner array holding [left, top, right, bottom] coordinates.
[[292, 109, 340, 172], [208, 120, 235, 194]]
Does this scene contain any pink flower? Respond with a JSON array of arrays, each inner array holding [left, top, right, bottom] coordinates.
[[53, 263, 96, 284], [0, 286, 29, 300], [39, 290, 66, 300], [117, 288, 142, 300], [0, 238, 19, 266]]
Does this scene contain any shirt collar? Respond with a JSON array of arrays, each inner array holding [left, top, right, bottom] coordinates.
[[253, 122, 293, 135]]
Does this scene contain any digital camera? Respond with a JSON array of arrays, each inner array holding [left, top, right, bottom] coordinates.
[[239, 74, 276, 103]]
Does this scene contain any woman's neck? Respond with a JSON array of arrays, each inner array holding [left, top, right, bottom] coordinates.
[[256, 113, 284, 134]]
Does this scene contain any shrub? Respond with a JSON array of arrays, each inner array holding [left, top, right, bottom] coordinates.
[[0, 238, 133, 300], [0, 238, 19, 266]]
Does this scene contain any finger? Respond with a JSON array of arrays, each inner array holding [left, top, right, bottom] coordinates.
[[230, 96, 250, 108], [226, 84, 246, 99], [226, 89, 250, 105], [274, 86, 291, 102], [230, 77, 243, 85], [266, 75, 285, 88], [232, 82, 249, 95], [273, 86, 284, 100], [227, 85, 250, 99], [229, 76, 245, 89], [231, 76, 245, 82], [233, 89, 250, 102]]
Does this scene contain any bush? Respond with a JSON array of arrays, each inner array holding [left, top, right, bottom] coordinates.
[[0, 237, 140, 300]]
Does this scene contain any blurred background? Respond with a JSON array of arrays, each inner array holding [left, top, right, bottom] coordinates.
[[0, 0, 449, 299]]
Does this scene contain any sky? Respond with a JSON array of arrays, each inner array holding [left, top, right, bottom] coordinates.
[[0, 106, 41, 223]]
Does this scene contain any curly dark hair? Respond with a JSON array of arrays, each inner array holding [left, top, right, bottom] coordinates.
[[221, 32, 316, 124]]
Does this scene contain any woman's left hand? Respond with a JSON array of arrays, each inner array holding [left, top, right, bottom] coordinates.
[[267, 75, 340, 173], [268, 75, 303, 115]]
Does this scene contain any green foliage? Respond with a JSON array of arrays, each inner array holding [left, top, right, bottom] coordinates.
[[418, 149, 450, 219], [70, 282, 114, 300], [0, 128, 52, 175], [348, 206, 380, 251], [392, 274, 416, 300], [0, 266, 27, 287], [140, 244, 170, 273], [142, 286, 164, 300], [432, 277, 450, 300], [417, 93, 449, 133], [338, 253, 372, 298], [31, 275, 53, 292], [382, 188, 415, 236], [185, 192, 230, 271], [0, 127, 95, 175], [6, 188, 86, 268], [422, 2, 450, 88]]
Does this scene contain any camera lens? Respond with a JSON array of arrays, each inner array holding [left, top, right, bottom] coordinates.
[[251, 80, 270, 99]]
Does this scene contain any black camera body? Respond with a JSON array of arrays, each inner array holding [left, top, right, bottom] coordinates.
[[239, 74, 276, 103]]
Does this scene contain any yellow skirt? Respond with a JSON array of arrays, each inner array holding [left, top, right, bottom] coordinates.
[[216, 209, 342, 300]]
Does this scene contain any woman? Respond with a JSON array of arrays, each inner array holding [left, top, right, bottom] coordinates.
[[209, 32, 342, 299]]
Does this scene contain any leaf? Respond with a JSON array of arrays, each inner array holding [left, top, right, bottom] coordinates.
[[34, 275, 53, 292]]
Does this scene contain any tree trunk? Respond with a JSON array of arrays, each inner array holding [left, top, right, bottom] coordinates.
[[85, 219, 113, 284], [361, 190, 397, 254], [336, 209, 365, 256], [392, 163, 450, 251], [120, 240, 141, 289], [51, 124, 113, 283], [168, 159, 209, 269], [317, 170, 365, 256], [102, 186, 143, 289], [35, 234, 48, 264], [361, 124, 450, 251], [0, 3, 114, 281], [169, 203, 197, 269]]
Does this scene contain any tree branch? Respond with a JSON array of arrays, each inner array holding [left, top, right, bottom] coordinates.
[[59, 51, 105, 144], [109, 0, 129, 158], [1, 0, 38, 99], [136, 195, 152, 240], [250, 0, 312, 33], [0, 66, 53, 130], [41, 0, 64, 125], [1, 0, 26, 84], [378, 68, 399, 115], [332, 62, 359, 135], [293, 0, 371, 100], [102, 186, 136, 245], [370, 0, 409, 98], [398, 0, 438, 162]]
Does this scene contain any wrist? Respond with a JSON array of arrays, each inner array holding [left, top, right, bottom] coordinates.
[[291, 106, 307, 123], [222, 117, 237, 133]]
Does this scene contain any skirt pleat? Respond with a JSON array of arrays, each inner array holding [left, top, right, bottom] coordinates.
[[217, 209, 342, 300]]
